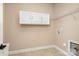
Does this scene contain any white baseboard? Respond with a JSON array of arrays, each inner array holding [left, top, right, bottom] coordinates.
[[53, 45, 69, 56], [9, 45, 68, 56], [9, 45, 54, 55]]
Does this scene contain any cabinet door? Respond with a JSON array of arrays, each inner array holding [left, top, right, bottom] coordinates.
[[31, 12, 49, 25], [31, 13, 42, 24], [20, 11, 32, 24], [42, 14, 49, 24]]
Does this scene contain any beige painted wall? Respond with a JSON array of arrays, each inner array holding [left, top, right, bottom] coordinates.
[[54, 4, 79, 52], [3, 3, 55, 51], [4, 3, 79, 53], [54, 3, 79, 19]]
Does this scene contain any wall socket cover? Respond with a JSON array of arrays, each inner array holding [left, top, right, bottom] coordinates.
[[63, 43, 66, 46]]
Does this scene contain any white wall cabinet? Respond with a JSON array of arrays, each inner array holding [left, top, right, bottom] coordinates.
[[20, 11, 50, 25]]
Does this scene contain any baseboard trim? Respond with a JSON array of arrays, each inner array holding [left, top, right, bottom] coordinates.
[[53, 45, 69, 56], [9, 45, 54, 55], [9, 45, 68, 56]]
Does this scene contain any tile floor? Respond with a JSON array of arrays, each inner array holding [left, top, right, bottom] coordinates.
[[10, 48, 66, 56]]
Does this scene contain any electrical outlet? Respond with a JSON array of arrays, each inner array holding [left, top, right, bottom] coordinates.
[[63, 43, 66, 46]]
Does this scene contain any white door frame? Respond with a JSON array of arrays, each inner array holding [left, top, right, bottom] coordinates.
[[0, 3, 3, 44]]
